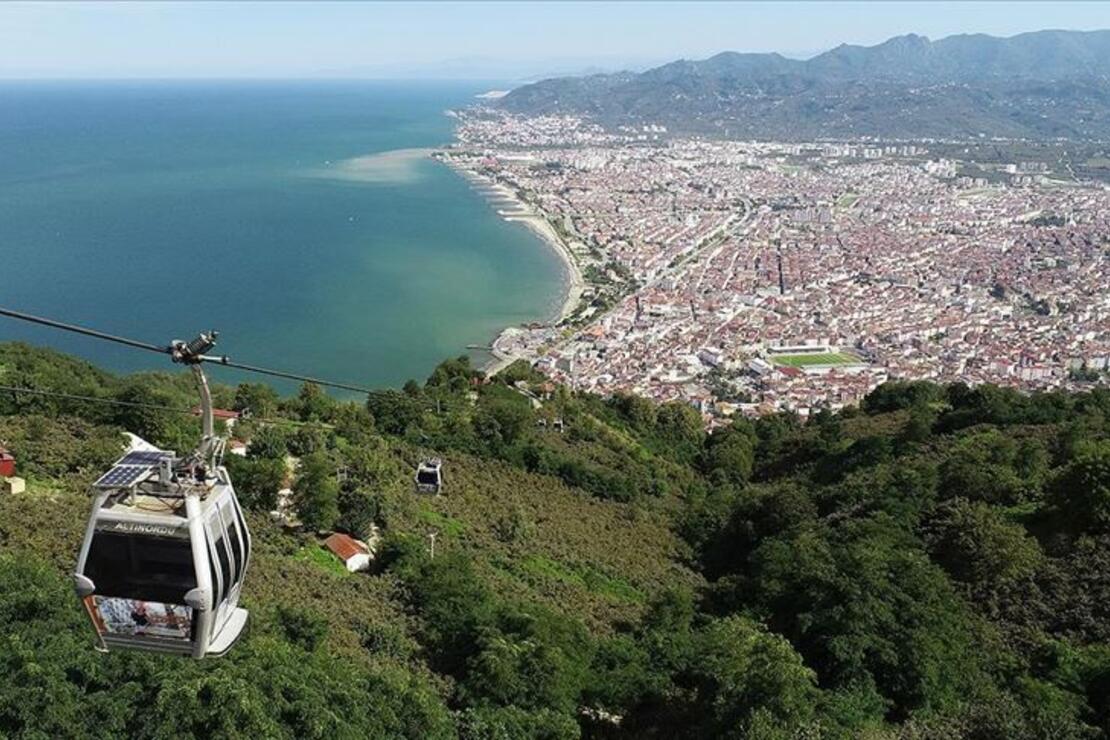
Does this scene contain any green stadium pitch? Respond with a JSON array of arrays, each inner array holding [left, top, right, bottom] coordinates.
[[770, 352, 861, 367]]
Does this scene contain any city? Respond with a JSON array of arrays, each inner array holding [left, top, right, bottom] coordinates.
[[446, 109, 1110, 420]]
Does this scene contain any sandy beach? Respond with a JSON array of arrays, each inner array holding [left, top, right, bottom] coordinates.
[[502, 213, 585, 323], [431, 155, 590, 375], [442, 160, 585, 324]]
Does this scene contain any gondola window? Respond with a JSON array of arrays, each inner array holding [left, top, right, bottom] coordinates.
[[85, 532, 196, 604]]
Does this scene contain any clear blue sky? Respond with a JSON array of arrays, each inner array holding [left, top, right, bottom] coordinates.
[[3, 1, 1110, 79]]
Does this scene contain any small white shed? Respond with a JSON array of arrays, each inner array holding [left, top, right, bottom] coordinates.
[[323, 533, 372, 572]]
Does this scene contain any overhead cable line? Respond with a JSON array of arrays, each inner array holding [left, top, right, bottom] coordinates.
[[0, 384, 333, 429], [0, 305, 377, 396], [0, 384, 186, 414], [0, 307, 167, 355], [207, 357, 374, 395]]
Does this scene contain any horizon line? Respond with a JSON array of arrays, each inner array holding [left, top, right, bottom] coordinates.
[[3, 26, 1109, 83]]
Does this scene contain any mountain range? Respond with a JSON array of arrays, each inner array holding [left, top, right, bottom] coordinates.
[[498, 30, 1110, 140]]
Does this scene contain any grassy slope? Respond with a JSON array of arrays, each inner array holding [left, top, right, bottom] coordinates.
[[389, 453, 702, 631], [0, 415, 702, 657]]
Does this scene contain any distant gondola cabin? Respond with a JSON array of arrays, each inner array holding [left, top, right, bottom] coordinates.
[[414, 458, 444, 494]]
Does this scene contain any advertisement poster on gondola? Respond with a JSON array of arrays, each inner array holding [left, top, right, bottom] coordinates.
[[91, 596, 192, 639]]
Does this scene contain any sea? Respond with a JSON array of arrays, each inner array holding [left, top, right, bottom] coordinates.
[[0, 80, 566, 394]]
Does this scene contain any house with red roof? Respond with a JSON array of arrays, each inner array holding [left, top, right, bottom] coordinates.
[[323, 533, 372, 573]]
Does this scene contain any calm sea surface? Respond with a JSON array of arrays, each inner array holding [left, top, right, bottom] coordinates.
[[0, 81, 564, 393]]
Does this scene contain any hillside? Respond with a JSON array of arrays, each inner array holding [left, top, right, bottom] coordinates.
[[1, 342, 1109, 738], [499, 29, 1110, 140]]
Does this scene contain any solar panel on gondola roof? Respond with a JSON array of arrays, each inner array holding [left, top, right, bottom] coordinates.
[[119, 450, 173, 466], [94, 465, 155, 489]]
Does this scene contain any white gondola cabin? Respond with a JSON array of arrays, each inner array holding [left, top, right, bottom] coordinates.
[[414, 458, 444, 494], [73, 332, 251, 658], [74, 449, 250, 657]]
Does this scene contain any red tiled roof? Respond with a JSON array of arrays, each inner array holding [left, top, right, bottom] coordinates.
[[324, 533, 367, 562], [192, 407, 240, 420]]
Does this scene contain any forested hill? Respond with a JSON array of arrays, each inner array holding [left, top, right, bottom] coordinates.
[[1, 340, 1109, 738], [499, 29, 1110, 140]]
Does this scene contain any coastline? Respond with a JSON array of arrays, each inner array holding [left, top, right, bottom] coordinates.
[[501, 212, 585, 323], [441, 160, 585, 323], [432, 152, 588, 374]]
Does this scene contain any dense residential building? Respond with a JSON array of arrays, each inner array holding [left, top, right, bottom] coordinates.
[[445, 110, 1110, 418]]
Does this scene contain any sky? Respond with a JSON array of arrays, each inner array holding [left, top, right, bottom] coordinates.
[[2, 1, 1110, 80]]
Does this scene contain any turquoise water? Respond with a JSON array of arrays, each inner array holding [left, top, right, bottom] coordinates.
[[0, 81, 564, 393]]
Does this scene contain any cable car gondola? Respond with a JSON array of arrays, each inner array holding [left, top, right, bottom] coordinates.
[[72, 332, 251, 658], [414, 458, 444, 494], [0, 307, 378, 657]]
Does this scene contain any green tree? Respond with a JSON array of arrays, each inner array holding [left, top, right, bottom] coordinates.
[[459, 705, 580, 740], [247, 425, 289, 460], [337, 488, 379, 540], [427, 355, 478, 391], [862, 380, 944, 414], [233, 382, 279, 418], [704, 427, 756, 484], [654, 401, 705, 464], [113, 380, 196, 451], [692, 616, 820, 737], [462, 605, 594, 714], [0, 415, 124, 480], [367, 390, 425, 436], [331, 404, 375, 445], [497, 359, 545, 387], [287, 423, 329, 457], [0, 554, 137, 738], [746, 516, 991, 719], [273, 605, 329, 651], [925, 498, 1043, 602], [1015, 437, 1051, 490], [1051, 440, 1110, 532], [292, 452, 340, 532], [813, 406, 845, 453], [609, 392, 657, 431], [224, 454, 285, 511], [148, 637, 454, 739], [752, 412, 802, 475], [397, 551, 496, 675], [492, 502, 536, 544], [938, 430, 1027, 505], [339, 437, 399, 490], [901, 404, 937, 444], [297, 382, 336, 422], [474, 396, 532, 448]]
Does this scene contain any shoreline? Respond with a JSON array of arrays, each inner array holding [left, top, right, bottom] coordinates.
[[444, 160, 585, 323], [428, 146, 599, 377], [501, 212, 585, 323], [432, 153, 588, 374]]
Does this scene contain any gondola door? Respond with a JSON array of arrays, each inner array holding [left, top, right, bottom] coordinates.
[[204, 503, 235, 632], [217, 497, 246, 611]]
